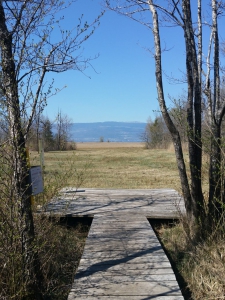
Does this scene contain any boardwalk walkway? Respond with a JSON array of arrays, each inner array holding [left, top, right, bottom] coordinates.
[[45, 188, 185, 219], [45, 189, 185, 299]]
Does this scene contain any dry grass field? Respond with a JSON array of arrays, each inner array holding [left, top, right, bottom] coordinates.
[[31, 142, 183, 192], [30, 143, 225, 300], [76, 142, 144, 149]]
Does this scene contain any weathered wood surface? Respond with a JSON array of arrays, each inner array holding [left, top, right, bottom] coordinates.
[[44, 189, 185, 299], [44, 188, 185, 219], [68, 213, 184, 299]]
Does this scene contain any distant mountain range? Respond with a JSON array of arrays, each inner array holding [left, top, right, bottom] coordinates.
[[69, 122, 147, 142]]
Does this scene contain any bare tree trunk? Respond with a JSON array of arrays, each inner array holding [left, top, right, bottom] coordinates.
[[209, 121, 222, 221], [1, 0, 101, 295], [148, 0, 194, 223], [208, 0, 224, 227], [182, 0, 205, 221], [0, 4, 43, 299]]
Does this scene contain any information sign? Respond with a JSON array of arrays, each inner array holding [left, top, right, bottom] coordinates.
[[29, 166, 44, 195]]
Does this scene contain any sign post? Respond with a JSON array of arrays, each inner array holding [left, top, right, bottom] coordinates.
[[39, 138, 44, 170]]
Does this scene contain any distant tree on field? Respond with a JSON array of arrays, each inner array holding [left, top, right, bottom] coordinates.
[[142, 116, 170, 149], [55, 110, 73, 150]]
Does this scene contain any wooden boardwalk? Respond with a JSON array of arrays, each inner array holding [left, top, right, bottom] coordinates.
[[45, 188, 185, 219], [44, 189, 185, 299]]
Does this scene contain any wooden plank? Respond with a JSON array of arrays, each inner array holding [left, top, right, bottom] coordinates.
[[68, 294, 184, 300], [76, 267, 175, 276], [76, 262, 175, 272], [69, 282, 182, 296], [68, 211, 184, 300], [45, 189, 185, 299], [45, 188, 185, 219], [74, 274, 178, 282]]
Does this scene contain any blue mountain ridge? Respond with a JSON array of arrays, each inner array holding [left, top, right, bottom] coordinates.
[[69, 121, 147, 142]]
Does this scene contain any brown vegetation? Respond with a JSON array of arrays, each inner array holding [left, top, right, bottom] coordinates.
[[32, 143, 224, 299], [2, 143, 224, 299]]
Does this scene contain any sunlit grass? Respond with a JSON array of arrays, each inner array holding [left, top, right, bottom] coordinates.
[[29, 142, 221, 300], [30, 143, 181, 192], [158, 222, 225, 300]]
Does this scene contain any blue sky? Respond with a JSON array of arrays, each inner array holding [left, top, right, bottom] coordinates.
[[44, 0, 188, 123]]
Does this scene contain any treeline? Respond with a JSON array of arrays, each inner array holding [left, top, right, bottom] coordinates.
[[28, 111, 76, 151], [142, 100, 187, 149], [0, 110, 75, 152], [142, 98, 225, 150]]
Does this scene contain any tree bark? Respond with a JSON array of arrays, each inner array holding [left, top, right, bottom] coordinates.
[[208, 0, 224, 227], [0, 3, 43, 299], [148, 0, 194, 223], [182, 0, 205, 221]]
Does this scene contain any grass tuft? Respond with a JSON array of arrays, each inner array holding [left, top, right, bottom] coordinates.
[[157, 222, 225, 300], [34, 215, 90, 300]]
